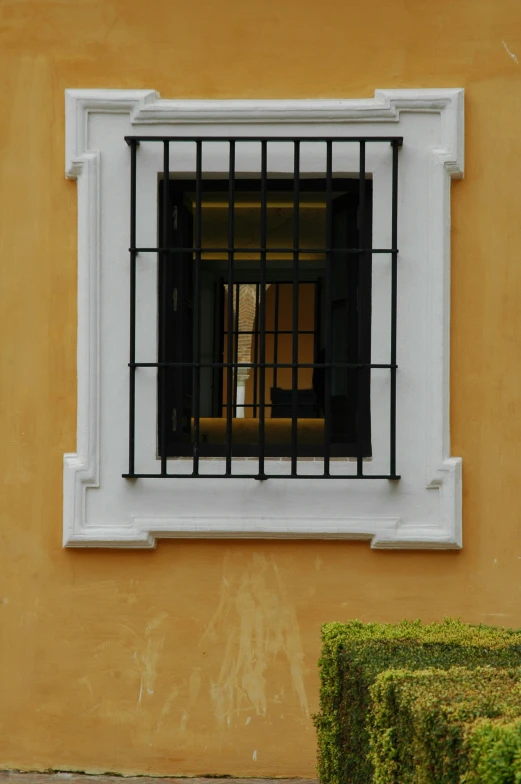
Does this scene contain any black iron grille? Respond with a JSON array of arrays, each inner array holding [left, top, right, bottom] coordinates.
[[124, 136, 401, 480]]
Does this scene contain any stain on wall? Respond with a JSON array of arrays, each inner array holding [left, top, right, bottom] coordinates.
[[201, 553, 309, 726], [2, 0, 521, 776]]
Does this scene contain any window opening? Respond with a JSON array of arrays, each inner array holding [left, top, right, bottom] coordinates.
[[124, 136, 401, 480]]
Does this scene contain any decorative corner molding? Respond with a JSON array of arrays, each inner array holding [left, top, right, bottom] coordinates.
[[63, 88, 464, 549], [374, 89, 464, 177], [65, 89, 159, 178], [372, 458, 462, 549]]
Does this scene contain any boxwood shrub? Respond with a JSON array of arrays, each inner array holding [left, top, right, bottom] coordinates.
[[368, 666, 521, 783], [463, 717, 521, 783], [314, 619, 521, 784]]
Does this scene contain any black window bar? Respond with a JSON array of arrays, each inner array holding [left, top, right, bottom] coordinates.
[[123, 135, 402, 480]]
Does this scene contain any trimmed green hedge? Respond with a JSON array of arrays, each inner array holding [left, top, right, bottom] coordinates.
[[368, 667, 521, 784], [314, 620, 521, 784], [463, 718, 521, 783]]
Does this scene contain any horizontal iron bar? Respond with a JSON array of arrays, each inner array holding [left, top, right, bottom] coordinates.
[[123, 473, 401, 480], [125, 135, 404, 144], [223, 330, 315, 336], [130, 246, 398, 255], [130, 361, 397, 369], [200, 402, 317, 408]]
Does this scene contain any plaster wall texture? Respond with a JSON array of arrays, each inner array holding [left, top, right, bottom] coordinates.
[[0, 0, 520, 776]]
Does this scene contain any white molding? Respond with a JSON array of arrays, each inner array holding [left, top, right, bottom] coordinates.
[[65, 90, 159, 178], [63, 151, 101, 547], [63, 88, 464, 549], [63, 458, 462, 549]]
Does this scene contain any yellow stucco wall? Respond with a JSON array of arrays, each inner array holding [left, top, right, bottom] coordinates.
[[1, 0, 521, 776]]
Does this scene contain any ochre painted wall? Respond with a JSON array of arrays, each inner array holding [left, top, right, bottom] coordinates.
[[1, 0, 521, 776]]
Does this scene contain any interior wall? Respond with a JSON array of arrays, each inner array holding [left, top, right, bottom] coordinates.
[[241, 283, 316, 410], [1, 0, 521, 776]]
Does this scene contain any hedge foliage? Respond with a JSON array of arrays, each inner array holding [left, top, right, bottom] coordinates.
[[368, 666, 521, 784], [314, 619, 521, 784], [463, 718, 521, 783]]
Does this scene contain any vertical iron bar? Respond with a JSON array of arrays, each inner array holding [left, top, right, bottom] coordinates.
[[390, 140, 399, 477], [192, 141, 202, 475], [258, 141, 268, 479], [356, 141, 366, 477], [324, 141, 332, 476], [233, 283, 240, 416], [314, 279, 322, 420], [314, 279, 321, 381], [225, 142, 235, 475], [128, 140, 138, 477], [273, 282, 280, 393], [160, 141, 169, 476], [291, 142, 300, 476], [217, 279, 225, 417], [252, 283, 259, 416]]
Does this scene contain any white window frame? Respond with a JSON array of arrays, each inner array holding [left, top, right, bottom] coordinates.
[[64, 88, 463, 549]]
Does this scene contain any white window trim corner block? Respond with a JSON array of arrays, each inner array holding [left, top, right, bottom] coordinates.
[[63, 88, 464, 549]]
